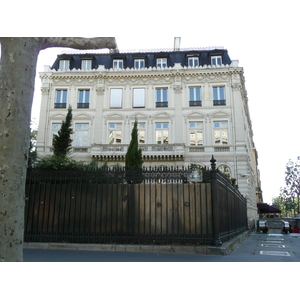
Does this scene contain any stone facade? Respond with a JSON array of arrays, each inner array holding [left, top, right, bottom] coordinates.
[[36, 46, 262, 223]]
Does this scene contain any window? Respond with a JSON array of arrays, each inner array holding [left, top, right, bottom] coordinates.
[[133, 88, 145, 108], [156, 123, 169, 144], [81, 59, 92, 70], [78, 90, 90, 108], [55, 90, 67, 108], [188, 57, 199, 67], [110, 89, 122, 108], [189, 122, 203, 145], [189, 87, 201, 106], [59, 60, 69, 70], [52, 123, 61, 145], [213, 87, 226, 105], [156, 88, 168, 107], [156, 58, 167, 68], [138, 123, 145, 144], [109, 123, 122, 144], [214, 121, 228, 145], [134, 59, 145, 69], [218, 165, 231, 177], [113, 59, 123, 69], [75, 124, 89, 146], [211, 56, 222, 66]]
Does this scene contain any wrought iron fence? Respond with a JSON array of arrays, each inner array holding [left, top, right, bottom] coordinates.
[[24, 159, 247, 246]]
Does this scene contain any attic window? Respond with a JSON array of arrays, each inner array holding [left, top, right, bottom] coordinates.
[[211, 56, 222, 66], [59, 60, 70, 70], [81, 59, 92, 70]]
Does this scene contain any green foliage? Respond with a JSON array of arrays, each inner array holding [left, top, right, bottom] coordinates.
[[125, 120, 143, 183], [52, 106, 73, 157], [125, 120, 143, 168], [28, 123, 38, 168], [276, 159, 300, 216], [34, 156, 104, 171]]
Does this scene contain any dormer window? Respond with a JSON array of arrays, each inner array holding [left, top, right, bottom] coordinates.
[[211, 56, 222, 66], [156, 58, 167, 68], [81, 59, 92, 70], [188, 57, 199, 67], [59, 60, 70, 70], [113, 59, 123, 69], [134, 59, 145, 69]]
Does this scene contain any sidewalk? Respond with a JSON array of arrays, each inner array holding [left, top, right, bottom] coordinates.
[[24, 231, 250, 256]]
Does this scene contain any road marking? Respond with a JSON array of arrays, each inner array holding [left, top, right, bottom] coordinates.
[[261, 244, 285, 248], [260, 251, 290, 256]]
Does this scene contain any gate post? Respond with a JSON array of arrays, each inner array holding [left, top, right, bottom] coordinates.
[[210, 155, 222, 246]]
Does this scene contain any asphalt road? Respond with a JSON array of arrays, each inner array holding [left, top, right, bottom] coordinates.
[[23, 233, 300, 262]]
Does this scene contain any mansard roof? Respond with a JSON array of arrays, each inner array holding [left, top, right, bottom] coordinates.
[[51, 48, 232, 70]]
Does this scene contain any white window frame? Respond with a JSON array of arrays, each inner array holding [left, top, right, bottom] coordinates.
[[74, 123, 89, 147], [59, 60, 70, 70], [211, 56, 222, 66], [188, 57, 199, 67], [133, 88, 145, 108], [81, 59, 92, 70], [213, 121, 228, 145], [156, 58, 167, 68], [155, 122, 169, 144], [134, 59, 145, 69], [55, 90, 67, 103], [189, 122, 203, 146], [113, 59, 123, 69], [78, 89, 90, 103], [110, 89, 123, 108], [156, 88, 168, 107], [108, 123, 122, 144], [189, 87, 201, 101]]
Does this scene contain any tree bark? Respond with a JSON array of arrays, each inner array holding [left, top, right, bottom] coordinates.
[[0, 37, 116, 262]]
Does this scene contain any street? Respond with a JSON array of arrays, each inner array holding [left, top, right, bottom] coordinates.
[[23, 233, 300, 262]]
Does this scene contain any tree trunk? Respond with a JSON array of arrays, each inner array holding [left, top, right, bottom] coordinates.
[[0, 37, 117, 261], [0, 38, 39, 261]]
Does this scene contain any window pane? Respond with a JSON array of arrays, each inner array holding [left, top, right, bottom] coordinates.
[[221, 130, 228, 144], [190, 130, 196, 145], [110, 89, 122, 108], [196, 88, 201, 100], [219, 87, 225, 100], [214, 130, 220, 145], [133, 88, 145, 107], [197, 131, 203, 145], [163, 89, 167, 101]]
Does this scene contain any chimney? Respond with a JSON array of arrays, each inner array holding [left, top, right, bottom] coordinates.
[[174, 37, 181, 51]]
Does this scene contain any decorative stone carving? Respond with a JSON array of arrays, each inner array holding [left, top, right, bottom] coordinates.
[[96, 86, 105, 95], [231, 83, 241, 90], [173, 83, 183, 93], [41, 87, 50, 95]]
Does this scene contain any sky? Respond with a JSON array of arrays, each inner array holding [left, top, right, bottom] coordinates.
[[2, 0, 299, 292], [2, 0, 300, 207]]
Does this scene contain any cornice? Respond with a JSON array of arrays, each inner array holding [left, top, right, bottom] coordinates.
[[41, 66, 243, 82]]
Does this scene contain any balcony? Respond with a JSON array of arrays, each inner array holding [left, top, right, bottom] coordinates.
[[91, 143, 185, 162], [156, 102, 168, 108], [54, 103, 67, 109], [77, 103, 89, 108], [189, 101, 202, 107], [213, 100, 226, 106]]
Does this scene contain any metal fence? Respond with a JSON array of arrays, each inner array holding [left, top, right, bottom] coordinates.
[[24, 160, 247, 246]]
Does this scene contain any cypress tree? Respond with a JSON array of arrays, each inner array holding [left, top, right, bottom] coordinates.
[[53, 105, 73, 157], [125, 120, 143, 183]]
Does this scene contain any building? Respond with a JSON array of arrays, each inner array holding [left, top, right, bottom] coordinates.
[[36, 39, 262, 224]]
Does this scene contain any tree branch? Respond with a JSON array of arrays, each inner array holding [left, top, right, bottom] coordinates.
[[39, 37, 117, 50]]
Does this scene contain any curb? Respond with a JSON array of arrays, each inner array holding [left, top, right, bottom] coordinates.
[[24, 231, 250, 256]]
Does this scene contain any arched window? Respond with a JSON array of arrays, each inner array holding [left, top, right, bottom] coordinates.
[[218, 165, 231, 177]]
